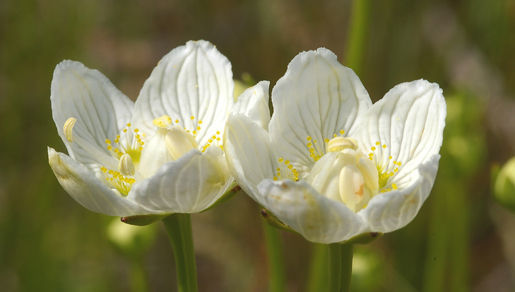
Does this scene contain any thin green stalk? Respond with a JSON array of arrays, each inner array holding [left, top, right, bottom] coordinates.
[[162, 214, 198, 292], [328, 243, 354, 292], [307, 243, 328, 292], [345, 0, 371, 74], [130, 258, 148, 292], [262, 220, 286, 292]]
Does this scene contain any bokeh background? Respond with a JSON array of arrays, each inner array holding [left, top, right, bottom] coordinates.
[[1, 0, 514, 291]]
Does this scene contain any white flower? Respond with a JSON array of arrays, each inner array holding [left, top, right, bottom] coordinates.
[[48, 40, 248, 217], [224, 48, 446, 243]]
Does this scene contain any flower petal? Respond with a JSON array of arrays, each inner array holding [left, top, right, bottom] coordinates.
[[353, 79, 446, 186], [224, 114, 276, 199], [133, 40, 233, 146], [233, 81, 271, 129], [269, 48, 371, 168], [257, 179, 366, 243], [48, 147, 154, 216], [51, 60, 133, 168], [359, 155, 439, 232], [128, 147, 233, 213]]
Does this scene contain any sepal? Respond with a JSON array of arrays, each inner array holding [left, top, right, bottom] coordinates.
[[121, 214, 168, 226]]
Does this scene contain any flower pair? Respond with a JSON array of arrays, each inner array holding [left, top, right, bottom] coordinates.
[[49, 40, 446, 243]]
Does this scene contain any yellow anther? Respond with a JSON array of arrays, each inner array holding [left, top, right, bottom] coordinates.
[[307, 136, 312, 141], [307, 143, 312, 147], [197, 126, 201, 130], [278, 157, 284, 162], [127, 123, 131, 127], [107, 145, 113, 150], [389, 156, 392, 160], [371, 146, 376, 151], [63, 117, 77, 142], [134, 129, 139, 133], [153, 115, 173, 128], [392, 184, 398, 190], [324, 138, 329, 143], [339, 130, 345, 135], [123, 129, 127, 133], [190, 116, 195, 120], [383, 144, 387, 149], [285, 160, 290, 164], [199, 120, 203, 124], [313, 140, 317, 143], [376, 141, 380, 145], [273, 176, 278, 181], [216, 131, 220, 135], [175, 119, 179, 123]]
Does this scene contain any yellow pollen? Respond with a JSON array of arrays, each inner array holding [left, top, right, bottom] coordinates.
[[107, 145, 113, 150], [340, 130, 345, 135], [392, 184, 398, 190], [126, 123, 131, 127], [199, 120, 203, 124], [123, 129, 127, 133], [197, 126, 201, 130], [105, 139, 111, 144], [371, 146, 376, 151], [175, 119, 179, 123], [278, 157, 284, 162], [153, 115, 172, 128], [285, 160, 290, 164], [383, 144, 387, 148], [376, 141, 380, 145], [324, 138, 329, 143], [307, 136, 312, 141], [134, 129, 139, 133], [190, 116, 195, 120], [216, 131, 220, 135], [389, 156, 392, 160]]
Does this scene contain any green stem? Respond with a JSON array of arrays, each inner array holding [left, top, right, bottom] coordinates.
[[162, 214, 198, 292], [307, 243, 328, 292], [262, 220, 286, 292], [345, 0, 371, 74], [130, 258, 148, 292], [328, 243, 354, 292]]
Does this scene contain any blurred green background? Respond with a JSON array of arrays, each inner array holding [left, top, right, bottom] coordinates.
[[1, 0, 514, 291]]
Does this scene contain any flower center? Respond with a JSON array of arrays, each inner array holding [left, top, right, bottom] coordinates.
[[305, 136, 379, 212]]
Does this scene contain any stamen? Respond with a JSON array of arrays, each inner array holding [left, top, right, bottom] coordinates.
[[63, 117, 77, 142], [153, 115, 172, 128]]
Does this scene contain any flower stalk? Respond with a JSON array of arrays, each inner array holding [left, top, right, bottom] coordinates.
[[262, 220, 286, 292], [328, 243, 354, 292], [162, 214, 198, 292]]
